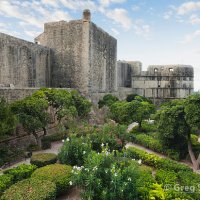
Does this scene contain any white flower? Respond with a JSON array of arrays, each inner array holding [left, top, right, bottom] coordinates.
[[62, 139, 65, 143], [132, 159, 135, 161], [66, 138, 70, 142], [128, 177, 131, 181], [101, 143, 104, 147], [114, 173, 117, 177], [138, 159, 142, 165], [69, 181, 73, 185], [83, 151, 86, 155]]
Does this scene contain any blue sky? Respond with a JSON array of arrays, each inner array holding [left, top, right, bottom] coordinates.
[[0, 0, 200, 90]]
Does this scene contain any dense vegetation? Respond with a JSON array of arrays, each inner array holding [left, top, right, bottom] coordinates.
[[0, 92, 200, 199]]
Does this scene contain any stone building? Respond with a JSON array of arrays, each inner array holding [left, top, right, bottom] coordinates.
[[0, 10, 194, 103], [117, 61, 194, 104], [35, 9, 117, 95]]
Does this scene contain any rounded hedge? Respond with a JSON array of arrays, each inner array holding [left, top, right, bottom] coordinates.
[[31, 164, 72, 195], [1, 178, 56, 200], [30, 153, 57, 167]]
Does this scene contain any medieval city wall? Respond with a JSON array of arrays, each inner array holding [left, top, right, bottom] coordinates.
[[35, 20, 89, 94], [0, 33, 52, 88], [132, 65, 194, 99], [89, 22, 117, 93]]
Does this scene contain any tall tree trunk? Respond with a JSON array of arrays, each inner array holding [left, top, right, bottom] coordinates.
[[32, 131, 41, 147], [188, 135, 200, 170], [138, 121, 142, 132], [43, 127, 47, 136]]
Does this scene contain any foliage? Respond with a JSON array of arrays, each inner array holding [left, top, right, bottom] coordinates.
[[0, 174, 13, 195], [31, 164, 72, 195], [98, 94, 119, 108], [156, 100, 189, 158], [110, 101, 130, 124], [157, 97, 200, 169], [71, 90, 92, 117], [3, 164, 37, 183], [30, 153, 57, 167], [155, 169, 178, 185], [110, 99, 155, 128], [86, 123, 125, 152], [11, 96, 50, 146], [124, 147, 191, 172], [126, 94, 152, 103], [72, 149, 143, 200], [58, 135, 92, 166], [1, 178, 56, 200], [0, 97, 17, 138], [149, 184, 165, 200], [130, 133, 180, 160], [41, 132, 65, 150], [0, 145, 24, 167], [33, 88, 76, 121]]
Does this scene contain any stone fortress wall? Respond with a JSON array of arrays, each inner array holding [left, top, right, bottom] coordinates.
[[0, 10, 194, 104], [0, 33, 52, 88]]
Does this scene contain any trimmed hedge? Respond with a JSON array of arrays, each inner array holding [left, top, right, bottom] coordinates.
[[1, 178, 56, 200], [124, 147, 192, 172], [3, 164, 37, 183], [30, 153, 57, 167], [130, 133, 180, 160], [41, 132, 65, 150], [0, 174, 13, 195], [31, 164, 72, 195]]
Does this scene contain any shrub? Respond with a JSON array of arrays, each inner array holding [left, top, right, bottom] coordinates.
[[31, 164, 72, 195], [0, 145, 25, 167], [130, 133, 180, 160], [124, 147, 191, 172], [155, 169, 177, 185], [72, 150, 143, 200], [1, 178, 56, 200], [41, 132, 65, 150], [3, 164, 37, 183], [98, 94, 119, 108], [0, 174, 13, 195], [58, 136, 92, 166], [30, 153, 57, 167], [26, 143, 40, 152]]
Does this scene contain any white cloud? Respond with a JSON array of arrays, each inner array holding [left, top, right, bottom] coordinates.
[[111, 28, 120, 35], [133, 20, 151, 38], [104, 8, 132, 31], [99, 0, 126, 7], [180, 29, 200, 44], [163, 10, 173, 20], [60, 0, 96, 11], [177, 1, 200, 15], [189, 14, 200, 25], [0, 0, 71, 29], [41, 0, 59, 7], [132, 5, 140, 11]]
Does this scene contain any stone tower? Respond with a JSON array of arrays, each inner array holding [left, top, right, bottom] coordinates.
[[35, 10, 117, 96]]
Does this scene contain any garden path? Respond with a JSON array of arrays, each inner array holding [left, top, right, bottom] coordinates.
[[0, 141, 63, 172], [126, 122, 200, 173]]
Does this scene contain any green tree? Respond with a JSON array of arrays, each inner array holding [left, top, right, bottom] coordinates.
[[156, 101, 188, 159], [11, 96, 50, 147], [71, 90, 92, 118], [98, 94, 119, 108], [0, 97, 17, 137], [128, 100, 155, 130], [184, 94, 200, 170], [110, 99, 155, 129], [156, 97, 200, 170], [33, 88, 76, 123]]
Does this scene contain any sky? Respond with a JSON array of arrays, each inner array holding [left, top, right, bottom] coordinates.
[[0, 0, 200, 90]]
